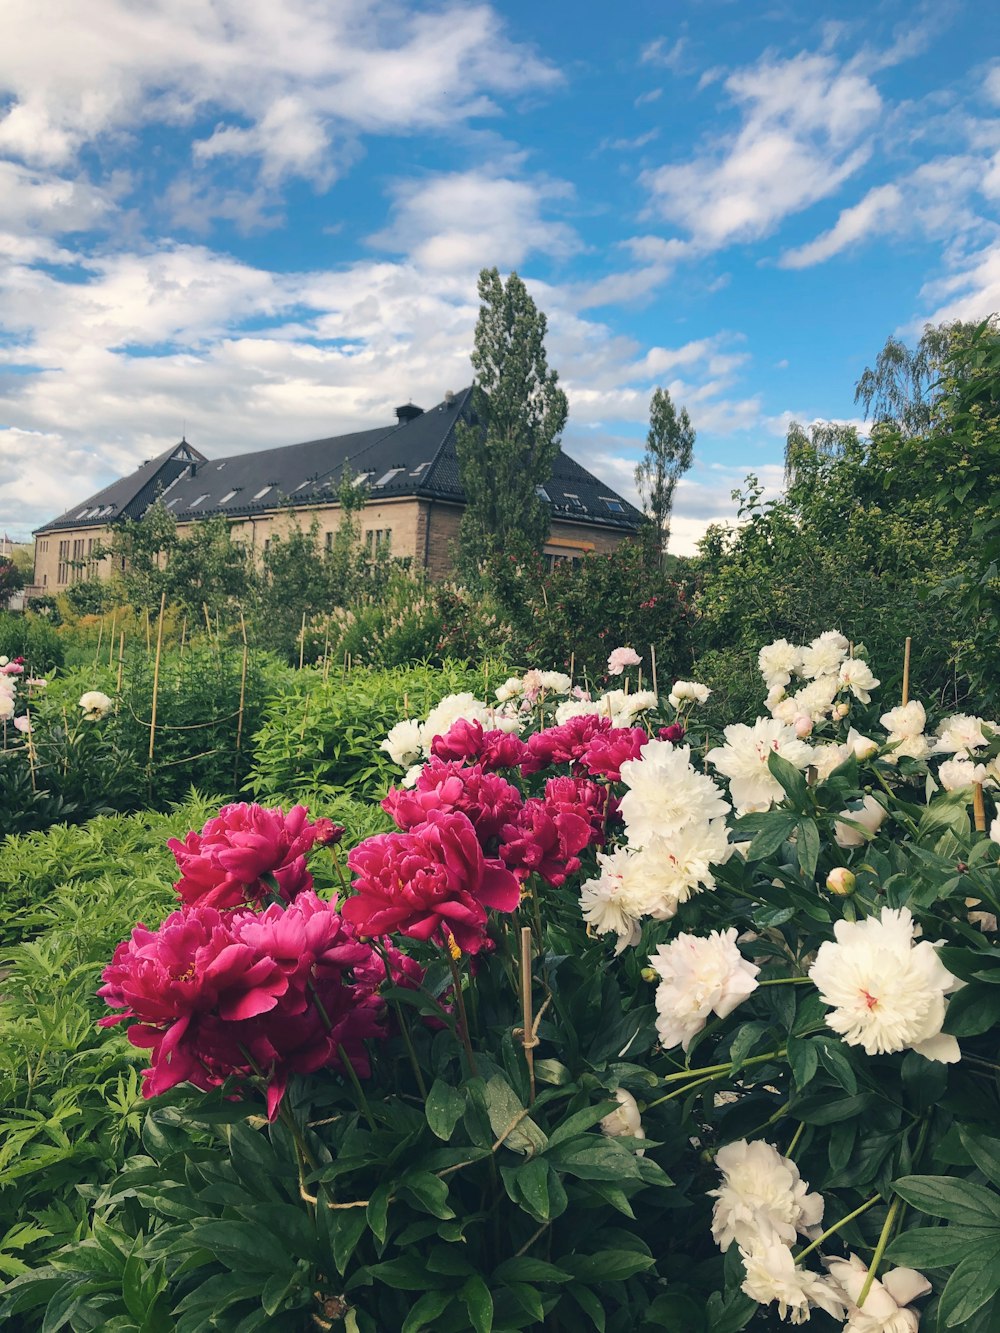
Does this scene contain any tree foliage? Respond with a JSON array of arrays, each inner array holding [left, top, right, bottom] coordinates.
[[635, 387, 695, 562], [456, 268, 568, 572]]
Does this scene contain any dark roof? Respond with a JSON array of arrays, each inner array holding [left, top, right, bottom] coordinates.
[[35, 390, 644, 535]]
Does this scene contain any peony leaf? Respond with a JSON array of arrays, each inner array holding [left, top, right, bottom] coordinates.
[[939, 1238, 1000, 1326], [892, 1175, 1000, 1225], [424, 1079, 465, 1142]]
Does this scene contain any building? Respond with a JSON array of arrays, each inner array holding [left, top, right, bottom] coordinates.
[[32, 388, 643, 591]]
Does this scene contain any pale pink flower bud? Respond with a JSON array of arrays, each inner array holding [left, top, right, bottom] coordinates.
[[794, 715, 813, 738], [826, 867, 855, 897]]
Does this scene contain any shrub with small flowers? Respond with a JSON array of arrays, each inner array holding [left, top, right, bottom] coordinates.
[[11, 636, 1000, 1331]]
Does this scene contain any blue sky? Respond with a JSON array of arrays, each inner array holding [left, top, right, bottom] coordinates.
[[1, 0, 999, 552]]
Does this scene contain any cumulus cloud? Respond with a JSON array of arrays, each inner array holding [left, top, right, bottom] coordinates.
[[642, 51, 881, 247]]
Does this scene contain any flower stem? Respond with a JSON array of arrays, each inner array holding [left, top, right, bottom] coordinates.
[[374, 940, 427, 1099], [786, 1120, 806, 1159], [655, 1047, 788, 1090], [795, 1194, 881, 1263], [328, 844, 350, 897], [337, 1043, 376, 1131], [757, 977, 813, 987], [446, 949, 479, 1077], [856, 1195, 902, 1309]]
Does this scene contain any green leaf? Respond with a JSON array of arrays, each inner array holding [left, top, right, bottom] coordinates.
[[767, 750, 809, 810], [504, 1282, 545, 1322], [786, 1036, 818, 1091], [366, 1181, 392, 1245], [892, 1175, 1000, 1225], [493, 1258, 572, 1286], [187, 1221, 294, 1275], [331, 1205, 368, 1278], [746, 813, 798, 861], [545, 1102, 618, 1150], [512, 1159, 550, 1221], [366, 1258, 446, 1292], [815, 1038, 858, 1095], [919, 791, 972, 842], [567, 1283, 606, 1331], [461, 1274, 494, 1333], [484, 1074, 547, 1156], [401, 1291, 452, 1333], [399, 1171, 455, 1220], [886, 1225, 1000, 1267], [939, 1238, 1000, 1326], [960, 1128, 1000, 1190], [943, 984, 1000, 1036], [561, 1248, 655, 1282], [796, 817, 820, 882], [547, 1136, 643, 1182], [425, 1080, 465, 1142]]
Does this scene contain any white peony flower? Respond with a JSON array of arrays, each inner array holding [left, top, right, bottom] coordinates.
[[598, 688, 658, 726], [990, 817, 1000, 845], [826, 1252, 930, 1333], [0, 692, 14, 722], [539, 671, 572, 693], [847, 728, 879, 762], [619, 741, 730, 846], [801, 630, 849, 680], [790, 675, 841, 722], [401, 763, 424, 789], [709, 1139, 824, 1253], [607, 647, 642, 676], [380, 718, 424, 768], [668, 680, 711, 708], [880, 701, 926, 739], [758, 639, 803, 690], [649, 928, 759, 1052], [812, 742, 851, 783], [937, 757, 991, 792], [883, 733, 931, 764], [420, 693, 490, 755], [599, 1088, 646, 1154], [78, 690, 113, 721], [741, 1244, 846, 1325], [839, 657, 881, 703], [554, 699, 602, 724], [933, 713, 993, 756], [706, 718, 814, 815], [495, 676, 524, 703], [808, 906, 962, 1063], [766, 684, 788, 712], [833, 794, 889, 848], [580, 822, 732, 950]]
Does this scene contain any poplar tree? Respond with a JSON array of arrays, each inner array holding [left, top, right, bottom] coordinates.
[[635, 387, 695, 565], [456, 268, 568, 572]]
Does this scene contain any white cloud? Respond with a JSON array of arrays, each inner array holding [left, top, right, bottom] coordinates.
[[642, 51, 881, 247], [634, 88, 663, 107], [919, 243, 1000, 324], [369, 169, 579, 273], [779, 183, 903, 267], [640, 38, 688, 73], [0, 0, 559, 185]]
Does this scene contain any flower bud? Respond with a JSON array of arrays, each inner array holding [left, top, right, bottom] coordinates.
[[640, 966, 659, 983], [826, 867, 856, 897], [794, 715, 813, 738], [835, 702, 850, 719]]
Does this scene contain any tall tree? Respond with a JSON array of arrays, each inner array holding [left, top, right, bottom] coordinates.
[[456, 268, 568, 572], [634, 387, 695, 564], [783, 420, 860, 485], [854, 320, 990, 434]]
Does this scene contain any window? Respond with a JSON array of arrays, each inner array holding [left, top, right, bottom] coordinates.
[[536, 485, 551, 502], [373, 468, 404, 488], [410, 461, 430, 476], [75, 508, 89, 520], [563, 493, 585, 511], [57, 539, 69, 584], [220, 490, 238, 504], [353, 471, 374, 487], [602, 497, 625, 514], [253, 485, 273, 500], [190, 494, 209, 507], [365, 530, 374, 555], [216, 462, 226, 470], [42, 574, 47, 587], [367, 528, 392, 554], [324, 531, 333, 551], [293, 480, 311, 492], [263, 538, 271, 554]]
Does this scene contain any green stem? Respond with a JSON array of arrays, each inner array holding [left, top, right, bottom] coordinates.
[[856, 1195, 902, 1308], [647, 1070, 725, 1107], [655, 1047, 788, 1091], [795, 1194, 881, 1263], [328, 844, 350, 897], [757, 977, 813, 987], [446, 948, 479, 1077], [337, 1043, 376, 1131], [786, 1120, 806, 1159], [375, 940, 427, 1099]]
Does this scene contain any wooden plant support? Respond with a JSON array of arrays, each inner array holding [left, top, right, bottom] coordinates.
[[298, 612, 307, 671], [116, 631, 125, 694], [519, 927, 538, 1106], [974, 782, 987, 834], [144, 606, 151, 654], [148, 592, 166, 766], [902, 637, 912, 706], [107, 613, 117, 669], [322, 629, 331, 683], [650, 643, 658, 700], [234, 609, 249, 787], [94, 619, 103, 669], [179, 617, 187, 658], [569, 651, 575, 686]]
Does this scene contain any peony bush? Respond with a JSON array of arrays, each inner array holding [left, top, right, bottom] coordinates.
[[7, 636, 1000, 1330]]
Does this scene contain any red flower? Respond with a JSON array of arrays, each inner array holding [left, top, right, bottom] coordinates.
[[499, 797, 592, 886], [543, 775, 612, 845], [344, 810, 520, 953], [383, 760, 523, 845], [431, 719, 529, 771], [521, 714, 613, 775], [580, 726, 649, 781], [168, 803, 323, 910], [658, 723, 685, 743]]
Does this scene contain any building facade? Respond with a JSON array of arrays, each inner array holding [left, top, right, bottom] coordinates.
[[32, 388, 643, 590]]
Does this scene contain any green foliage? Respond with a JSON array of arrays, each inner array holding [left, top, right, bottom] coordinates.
[[0, 556, 24, 600], [457, 268, 568, 571], [634, 387, 695, 562], [0, 612, 65, 675]]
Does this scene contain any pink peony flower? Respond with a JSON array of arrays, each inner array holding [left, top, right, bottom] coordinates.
[[521, 714, 613, 775], [383, 760, 523, 846], [607, 647, 642, 675], [344, 809, 520, 953], [431, 719, 529, 770], [543, 775, 612, 845], [168, 803, 323, 910], [581, 726, 649, 781], [1, 662, 24, 676], [12, 715, 30, 734], [499, 797, 593, 886], [658, 724, 686, 743]]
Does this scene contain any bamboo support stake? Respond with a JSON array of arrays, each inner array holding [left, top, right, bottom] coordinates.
[[25, 708, 37, 792], [203, 602, 213, 640], [148, 591, 166, 765], [519, 927, 537, 1106], [902, 637, 912, 706], [180, 617, 187, 658], [298, 611, 307, 671], [144, 606, 151, 654], [108, 613, 117, 669], [322, 629, 331, 683], [569, 651, 575, 686], [974, 782, 987, 833], [650, 643, 658, 700], [94, 619, 104, 669], [116, 631, 125, 694], [233, 609, 249, 788]]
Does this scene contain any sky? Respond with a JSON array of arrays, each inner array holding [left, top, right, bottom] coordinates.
[[1, 0, 999, 554]]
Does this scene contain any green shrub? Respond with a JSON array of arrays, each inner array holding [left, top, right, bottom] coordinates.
[[0, 613, 64, 676]]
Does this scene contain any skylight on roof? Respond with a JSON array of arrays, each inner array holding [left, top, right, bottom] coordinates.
[[293, 481, 311, 492], [75, 509, 89, 519], [216, 462, 226, 470], [353, 472, 374, 486], [564, 493, 585, 510], [190, 494, 209, 507], [253, 485, 273, 500], [220, 490, 238, 504], [373, 467, 405, 488], [602, 497, 625, 514], [535, 485, 550, 502], [410, 461, 431, 476], [165, 498, 181, 510]]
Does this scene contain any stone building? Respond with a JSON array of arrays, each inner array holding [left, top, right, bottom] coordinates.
[[32, 388, 643, 590]]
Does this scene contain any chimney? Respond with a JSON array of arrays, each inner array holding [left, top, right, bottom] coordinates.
[[395, 402, 424, 424], [444, 389, 455, 407]]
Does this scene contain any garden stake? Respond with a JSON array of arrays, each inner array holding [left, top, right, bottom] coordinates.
[[148, 591, 166, 766], [519, 926, 537, 1105], [902, 635, 912, 705], [116, 631, 125, 693], [203, 602, 212, 639], [25, 707, 36, 791], [144, 606, 151, 654], [975, 782, 987, 832], [569, 650, 575, 685], [233, 609, 249, 787], [179, 616, 186, 658], [107, 613, 117, 668], [650, 642, 658, 699], [298, 611, 307, 670], [322, 629, 330, 682], [94, 618, 103, 669]]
